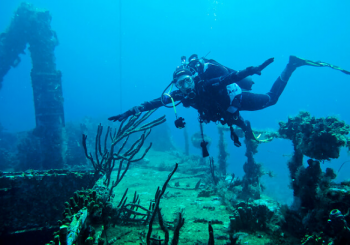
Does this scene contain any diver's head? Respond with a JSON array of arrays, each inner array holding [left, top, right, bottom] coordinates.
[[175, 75, 195, 94], [173, 66, 195, 96]]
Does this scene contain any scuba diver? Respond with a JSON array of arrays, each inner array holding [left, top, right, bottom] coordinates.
[[108, 54, 350, 155]]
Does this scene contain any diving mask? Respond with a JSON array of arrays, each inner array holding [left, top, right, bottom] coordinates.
[[175, 75, 194, 93]]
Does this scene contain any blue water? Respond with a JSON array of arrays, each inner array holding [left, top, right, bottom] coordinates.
[[1, 0, 350, 203]]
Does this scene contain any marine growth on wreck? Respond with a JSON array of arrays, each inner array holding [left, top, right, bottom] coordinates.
[[1, 2, 350, 245]]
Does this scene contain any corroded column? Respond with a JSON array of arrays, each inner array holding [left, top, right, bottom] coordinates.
[[0, 3, 65, 169]]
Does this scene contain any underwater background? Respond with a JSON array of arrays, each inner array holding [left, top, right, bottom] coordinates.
[[1, 0, 350, 203], [1, 1, 350, 244]]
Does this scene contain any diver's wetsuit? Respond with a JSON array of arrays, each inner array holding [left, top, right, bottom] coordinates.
[[108, 56, 296, 145], [138, 58, 291, 128], [195, 59, 289, 112], [110, 54, 348, 144]]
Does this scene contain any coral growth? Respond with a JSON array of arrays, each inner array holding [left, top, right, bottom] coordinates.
[[229, 199, 284, 234], [240, 138, 264, 200], [293, 159, 336, 210], [279, 111, 350, 160]]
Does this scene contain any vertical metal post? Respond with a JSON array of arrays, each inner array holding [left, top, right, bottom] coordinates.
[[119, 0, 123, 112], [0, 3, 65, 169]]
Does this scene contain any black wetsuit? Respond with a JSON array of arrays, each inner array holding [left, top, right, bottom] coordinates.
[[139, 58, 287, 128]]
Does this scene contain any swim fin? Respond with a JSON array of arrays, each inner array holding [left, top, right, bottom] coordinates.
[[244, 120, 273, 144], [290, 55, 350, 75]]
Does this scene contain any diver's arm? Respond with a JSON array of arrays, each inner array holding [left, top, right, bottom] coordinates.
[[108, 91, 183, 122], [108, 101, 160, 122], [224, 58, 274, 86], [201, 58, 274, 90], [141, 90, 183, 110]]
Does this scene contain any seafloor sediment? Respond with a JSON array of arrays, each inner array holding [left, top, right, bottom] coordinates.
[[102, 149, 298, 245]]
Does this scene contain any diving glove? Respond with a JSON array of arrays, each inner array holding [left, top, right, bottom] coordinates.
[[108, 111, 132, 122], [108, 106, 142, 122], [234, 58, 275, 81], [249, 57, 275, 75]]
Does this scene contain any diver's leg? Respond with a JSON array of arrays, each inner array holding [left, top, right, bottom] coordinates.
[[239, 75, 292, 111], [239, 92, 270, 111], [280, 55, 307, 82], [265, 76, 288, 106], [240, 55, 306, 110], [269, 55, 309, 102]]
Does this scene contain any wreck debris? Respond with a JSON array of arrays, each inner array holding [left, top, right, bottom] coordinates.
[[0, 3, 65, 169]]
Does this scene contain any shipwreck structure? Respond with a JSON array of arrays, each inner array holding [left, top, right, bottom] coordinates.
[[0, 3, 64, 169]]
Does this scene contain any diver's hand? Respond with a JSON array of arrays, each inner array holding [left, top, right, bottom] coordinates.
[[257, 57, 274, 72], [246, 57, 275, 76], [256, 57, 274, 75], [231, 57, 275, 84], [108, 111, 131, 122], [108, 106, 144, 122]]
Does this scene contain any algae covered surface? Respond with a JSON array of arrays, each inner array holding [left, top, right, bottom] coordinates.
[[106, 149, 288, 245]]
